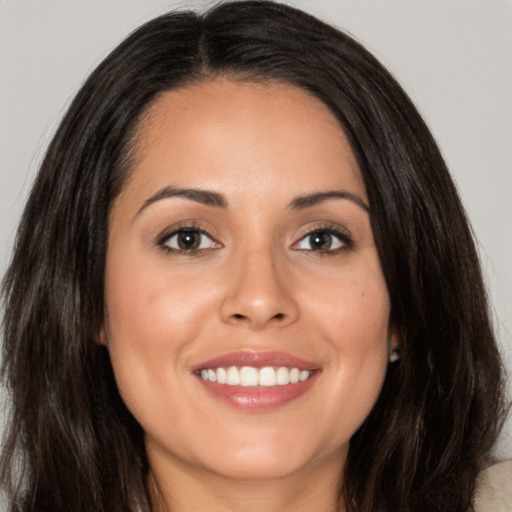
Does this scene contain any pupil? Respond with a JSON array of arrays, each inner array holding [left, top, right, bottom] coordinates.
[[311, 232, 331, 250], [178, 231, 199, 250]]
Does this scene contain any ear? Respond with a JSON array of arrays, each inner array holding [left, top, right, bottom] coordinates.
[[98, 308, 110, 346], [98, 324, 108, 346], [388, 327, 401, 363]]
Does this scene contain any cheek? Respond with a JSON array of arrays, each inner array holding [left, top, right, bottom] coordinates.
[[306, 264, 391, 352], [104, 251, 217, 348], [301, 267, 391, 430], [328, 273, 391, 387], [102, 254, 218, 413]]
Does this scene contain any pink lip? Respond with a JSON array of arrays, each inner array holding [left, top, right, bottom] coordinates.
[[192, 351, 321, 411], [191, 350, 319, 372]]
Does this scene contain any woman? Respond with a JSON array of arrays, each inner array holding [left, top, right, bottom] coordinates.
[[0, 1, 507, 511]]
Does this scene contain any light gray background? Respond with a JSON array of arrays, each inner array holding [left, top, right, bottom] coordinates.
[[1, 0, 511, 458]]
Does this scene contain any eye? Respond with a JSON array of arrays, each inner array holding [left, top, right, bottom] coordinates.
[[294, 228, 352, 253], [158, 228, 218, 252]]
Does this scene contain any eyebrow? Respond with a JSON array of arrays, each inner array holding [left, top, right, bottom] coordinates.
[[136, 186, 228, 216], [136, 186, 369, 217], [289, 191, 370, 212]]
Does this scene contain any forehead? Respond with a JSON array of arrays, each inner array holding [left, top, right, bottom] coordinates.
[[123, 79, 366, 205]]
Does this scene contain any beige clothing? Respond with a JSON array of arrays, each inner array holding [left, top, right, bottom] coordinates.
[[474, 460, 512, 511]]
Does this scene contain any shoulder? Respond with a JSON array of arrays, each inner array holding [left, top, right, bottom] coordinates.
[[473, 459, 512, 511]]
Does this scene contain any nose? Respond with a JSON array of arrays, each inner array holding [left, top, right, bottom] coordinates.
[[220, 249, 299, 330]]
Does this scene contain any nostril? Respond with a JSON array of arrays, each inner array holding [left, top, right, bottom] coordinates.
[[272, 313, 284, 320], [233, 314, 245, 320]]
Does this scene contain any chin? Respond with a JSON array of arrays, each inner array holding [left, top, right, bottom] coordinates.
[[201, 450, 314, 481], [195, 430, 348, 481]]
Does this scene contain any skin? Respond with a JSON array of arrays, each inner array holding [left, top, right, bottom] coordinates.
[[103, 79, 395, 512]]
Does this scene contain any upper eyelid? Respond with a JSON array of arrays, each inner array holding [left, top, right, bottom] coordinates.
[[154, 221, 353, 248], [292, 225, 354, 250], [295, 224, 352, 240], [156, 228, 220, 254], [157, 228, 213, 245], [156, 222, 218, 246]]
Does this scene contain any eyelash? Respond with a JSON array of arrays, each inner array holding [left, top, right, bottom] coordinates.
[[293, 225, 354, 256], [156, 224, 218, 255], [156, 224, 354, 256]]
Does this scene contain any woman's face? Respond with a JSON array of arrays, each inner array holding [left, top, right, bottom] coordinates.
[[104, 80, 393, 483]]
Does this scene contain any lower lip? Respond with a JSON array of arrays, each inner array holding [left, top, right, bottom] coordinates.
[[196, 373, 319, 411]]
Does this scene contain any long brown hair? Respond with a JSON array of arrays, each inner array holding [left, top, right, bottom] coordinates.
[[1, 2, 505, 511]]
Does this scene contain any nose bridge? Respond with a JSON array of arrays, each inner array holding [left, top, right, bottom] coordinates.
[[220, 244, 298, 329]]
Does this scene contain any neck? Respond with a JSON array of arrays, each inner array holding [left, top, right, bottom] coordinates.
[[148, 452, 346, 512]]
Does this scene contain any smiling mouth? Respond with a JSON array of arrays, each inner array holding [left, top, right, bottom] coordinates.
[[196, 366, 314, 387], [192, 351, 320, 410]]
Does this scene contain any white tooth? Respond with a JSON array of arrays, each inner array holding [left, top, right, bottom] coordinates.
[[240, 366, 259, 387], [299, 370, 310, 381], [226, 366, 240, 385], [289, 367, 300, 384], [205, 366, 309, 386], [258, 366, 277, 386], [276, 366, 290, 385], [216, 367, 227, 384]]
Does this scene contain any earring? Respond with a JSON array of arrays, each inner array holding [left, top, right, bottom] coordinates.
[[389, 344, 400, 363]]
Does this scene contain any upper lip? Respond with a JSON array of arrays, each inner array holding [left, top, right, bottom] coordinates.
[[191, 351, 320, 372]]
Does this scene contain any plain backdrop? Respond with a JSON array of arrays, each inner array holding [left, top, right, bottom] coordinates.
[[1, 0, 511, 459]]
